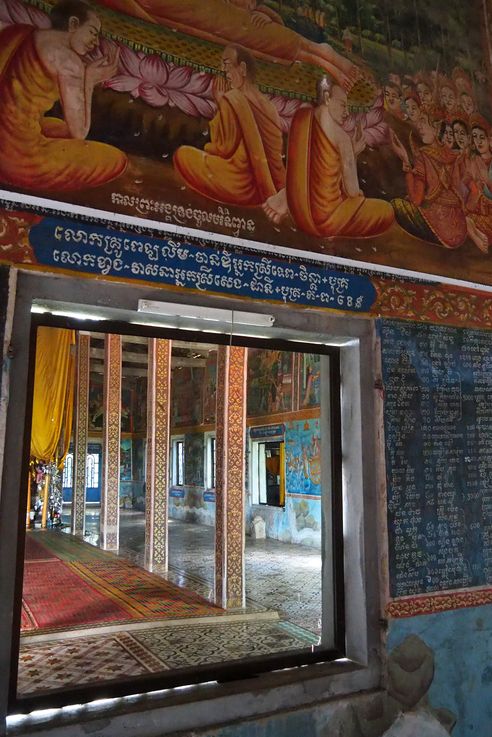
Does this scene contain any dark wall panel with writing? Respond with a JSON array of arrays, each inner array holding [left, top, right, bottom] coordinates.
[[381, 319, 492, 598]]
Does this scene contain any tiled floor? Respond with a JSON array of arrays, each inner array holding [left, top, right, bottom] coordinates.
[[18, 512, 322, 697], [18, 619, 318, 695], [102, 510, 322, 635]]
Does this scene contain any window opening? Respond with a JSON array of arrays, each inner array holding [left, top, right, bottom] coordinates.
[[13, 315, 346, 714], [171, 437, 185, 486]]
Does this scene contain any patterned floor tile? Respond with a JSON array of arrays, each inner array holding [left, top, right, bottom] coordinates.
[[18, 633, 150, 695], [115, 513, 322, 635], [128, 620, 319, 669], [18, 619, 318, 695]]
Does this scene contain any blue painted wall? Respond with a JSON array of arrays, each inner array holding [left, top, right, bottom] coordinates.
[[388, 606, 492, 736]]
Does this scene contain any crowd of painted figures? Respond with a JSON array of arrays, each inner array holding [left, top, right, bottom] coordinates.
[[383, 68, 492, 253], [0, 0, 491, 254]]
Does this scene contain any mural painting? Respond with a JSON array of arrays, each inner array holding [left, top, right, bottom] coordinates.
[[247, 348, 293, 416], [171, 365, 204, 426], [300, 353, 321, 408], [285, 419, 321, 495], [203, 351, 217, 425], [88, 372, 103, 430], [1, 0, 492, 285]]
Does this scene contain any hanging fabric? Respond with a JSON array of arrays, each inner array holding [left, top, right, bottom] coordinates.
[[30, 327, 76, 463]]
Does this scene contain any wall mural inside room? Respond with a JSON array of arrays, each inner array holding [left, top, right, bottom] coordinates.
[[1, 0, 492, 286]]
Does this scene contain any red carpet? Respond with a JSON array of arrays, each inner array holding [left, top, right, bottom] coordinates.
[[22, 533, 223, 633], [69, 559, 222, 618], [25, 534, 59, 562], [22, 560, 132, 631]]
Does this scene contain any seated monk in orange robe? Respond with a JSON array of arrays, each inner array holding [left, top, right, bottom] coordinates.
[[0, 0, 127, 192], [96, 0, 360, 91], [174, 45, 286, 208], [263, 77, 394, 238]]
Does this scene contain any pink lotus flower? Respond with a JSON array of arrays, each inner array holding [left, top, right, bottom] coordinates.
[[268, 95, 306, 133], [106, 43, 215, 118]]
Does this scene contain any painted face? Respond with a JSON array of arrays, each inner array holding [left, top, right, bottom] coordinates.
[[221, 48, 246, 90], [405, 98, 420, 123], [442, 123, 455, 149], [327, 85, 348, 125], [460, 92, 475, 116], [384, 86, 401, 113], [416, 114, 435, 144], [453, 122, 469, 150], [389, 72, 401, 87], [416, 82, 432, 106], [472, 126, 489, 156], [439, 85, 457, 113], [68, 12, 101, 56]]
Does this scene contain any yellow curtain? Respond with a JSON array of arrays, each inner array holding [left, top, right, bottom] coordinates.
[[58, 345, 76, 469], [30, 327, 76, 463]]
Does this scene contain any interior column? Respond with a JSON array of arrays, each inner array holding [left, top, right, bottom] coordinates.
[[71, 331, 90, 536], [215, 345, 247, 609], [100, 333, 121, 551], [145, 338, 172, 571]]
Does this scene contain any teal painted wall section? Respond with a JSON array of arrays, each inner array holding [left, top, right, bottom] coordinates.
[[285, 418, 321, 496], [388, 605, 492, 736], [246, 419, 322, 546]]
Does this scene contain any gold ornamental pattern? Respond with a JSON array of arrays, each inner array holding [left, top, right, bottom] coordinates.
[[373, 278, 492, 330], [145, 338, 171, 570], [214, 345, 227, 606], [101, 334, 122, 551], [72, 333, 90, 535], [225, 346, 246, 610], [386, 588, 492, 618], [215, 346, 246, 609]]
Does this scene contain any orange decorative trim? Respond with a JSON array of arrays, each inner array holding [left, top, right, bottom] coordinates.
[[386, 588, 492, 618], [72, 333, 90, 535], [372, 278, 492, 330]]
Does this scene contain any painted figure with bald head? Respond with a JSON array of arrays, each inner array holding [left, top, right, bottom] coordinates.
[[264, 76, 394, 238], [174, 44, 285, 208]]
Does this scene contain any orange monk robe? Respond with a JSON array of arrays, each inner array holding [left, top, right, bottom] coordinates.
[[97, 0, 302, 66], [174, 89, 286, 207], [286, 107, 394, 238], [0, 25, 127, 192]]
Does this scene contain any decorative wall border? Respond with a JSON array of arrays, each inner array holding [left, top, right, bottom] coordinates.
[[4, 204, 492, 331], [386, 588, 492, 618]]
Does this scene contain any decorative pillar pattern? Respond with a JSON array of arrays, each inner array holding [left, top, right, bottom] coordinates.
[[215, 345, 247, 609], [72, 332, 90, 536], [145, 338, 171, 571], [101, 333, 121, 551]]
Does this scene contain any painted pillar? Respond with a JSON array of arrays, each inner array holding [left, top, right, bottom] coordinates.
[[71, 332, 90, 536], [145, 338, 172, 571], [215, 345, 247, 609], [100, 333, 121, 551]]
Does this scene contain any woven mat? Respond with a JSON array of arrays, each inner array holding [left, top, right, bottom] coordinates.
[[25, 532, 58, 562], [21, 533, 223, 634], [68, 559, 223, 618], [22, 558, 132, 632]]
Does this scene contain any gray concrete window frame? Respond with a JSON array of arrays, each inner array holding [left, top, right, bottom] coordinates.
[[0, 272, 382, 737]]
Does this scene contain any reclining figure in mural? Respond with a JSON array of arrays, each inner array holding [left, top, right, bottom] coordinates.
[[263, 76, 395, 239], [174, 44, 286, 207], [97, 0, 360, 92], [0, 0, 127, 191]]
